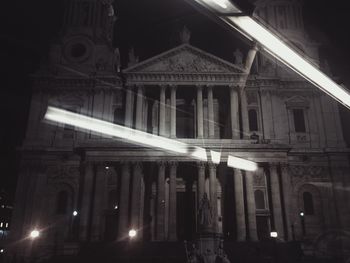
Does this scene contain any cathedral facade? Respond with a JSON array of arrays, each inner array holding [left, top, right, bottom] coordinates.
[[7, 0, 350, 262]]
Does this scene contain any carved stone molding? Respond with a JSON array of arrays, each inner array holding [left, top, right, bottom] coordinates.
[[47, 165, 80, 185], [253, 172, 266, 187], [289, 165, 329, 182]]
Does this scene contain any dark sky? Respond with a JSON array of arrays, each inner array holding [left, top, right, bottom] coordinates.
[[1, 0, 350, 201]]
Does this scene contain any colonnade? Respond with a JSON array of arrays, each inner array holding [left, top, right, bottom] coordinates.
[[123, 84, 249, 139], [78, 161, 290, 242]]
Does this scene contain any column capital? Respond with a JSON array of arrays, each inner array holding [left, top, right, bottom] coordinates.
[[196, 84, 204, 90], [269, 163, 279, 169], [280, 163, 289, 173], [157, 161, 167, 168], [120, 160, 131, 166], [208, 162, 217, 170], [197, 161, 206, 170], [234, 168, 243, 175], [167, 161, 178, 168], [132, 161, 143, 170], [160, 84, 167, 91], [229, 84, 239, 90], [169, 84, 177, 90]]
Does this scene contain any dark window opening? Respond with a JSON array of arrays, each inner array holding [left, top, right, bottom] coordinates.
[[293, 109, 306, 132], [254, 190, 265, 210], [248, 109, 258, 131], [256, 216, 270, 241], [70, 43, 87, 58], [56, 191, 69, 215], [303, 192, 314, 215], [176, 103, 195, 138]]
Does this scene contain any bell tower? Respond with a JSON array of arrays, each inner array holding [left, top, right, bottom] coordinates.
[[253, 0, 320, 76], [47, 0, 119, 75]]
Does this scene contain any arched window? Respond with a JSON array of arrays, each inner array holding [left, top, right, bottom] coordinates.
[[254, 190, 265, 209], [56, 190, 69, 215], [303, 192, 314, 215], [248, 109, 258, 131]]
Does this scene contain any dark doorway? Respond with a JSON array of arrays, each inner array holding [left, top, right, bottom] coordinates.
[[176, 103, 195, 138], [177, 192, 196, 241], [256, 216, 270, 241], [104, 211, 118, 241]]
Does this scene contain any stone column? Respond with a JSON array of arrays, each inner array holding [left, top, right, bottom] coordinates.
[[170, 86, 177, 138], [230, 85, 240, 139], [168, 162, 177, 240], [118, 162, 131, 238], [131, 162, 143, 235], [270, 164, 285, 240], [240, 90, 249, 139], [91, 165, 107, 241], [234, 169, 246, 241], [197, 162, 206, 204], [245, 171, 258, 241], [280, 164, 293, 240], [197, 85, 204, 138], [260, 89, 275, 139], [135, 86, 144, 130], [209, 163, 217, 231], [156, 162, 166, 240], [159, 86, 166, 136], [79, 162, 94, 241], [125, 86, 134, 128], [207, 86, 215, 138]]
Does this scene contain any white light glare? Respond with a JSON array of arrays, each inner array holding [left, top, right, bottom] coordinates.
[[214, 0, 227, 9], [270, 231, 278, 238], [114, 205, 118, 210], [44, 107, 207, 162], [227, 155, 258, 171], [194, 0, 242, 14], [300, 211, 304, 217], [30, 230, 40, 239], [73, 211, 78, 216], [128, 229, 137, 238], [0, 249, 4, 253], [228, 16, 350, 109], [210, 150, 221, 164]]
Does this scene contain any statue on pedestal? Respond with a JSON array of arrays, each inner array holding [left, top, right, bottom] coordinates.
[[198, 193, 212, 231]]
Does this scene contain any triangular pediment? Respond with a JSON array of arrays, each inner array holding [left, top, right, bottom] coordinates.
[[124, 44, 246, 74]]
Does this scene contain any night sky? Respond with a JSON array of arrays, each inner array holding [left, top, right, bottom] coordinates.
[[1, 0, 350, 202]]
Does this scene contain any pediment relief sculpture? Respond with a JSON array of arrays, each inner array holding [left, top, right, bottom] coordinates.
[[124, 44, 245, 74]]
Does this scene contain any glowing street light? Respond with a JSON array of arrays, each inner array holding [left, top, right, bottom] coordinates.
[[29, 230, 40, 239], [128, 229, 137, 239], [270, 231, 278, 238], [187, 0, 350, 109], [73, 210, 78, 217], [0, 248, 4, 253], [300, 211, 304, 217]]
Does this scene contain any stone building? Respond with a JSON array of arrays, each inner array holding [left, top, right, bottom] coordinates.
[[7, 0, 350, 262]]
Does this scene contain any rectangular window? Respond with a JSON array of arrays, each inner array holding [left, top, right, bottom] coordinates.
[[293, 109, 306, 132]]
